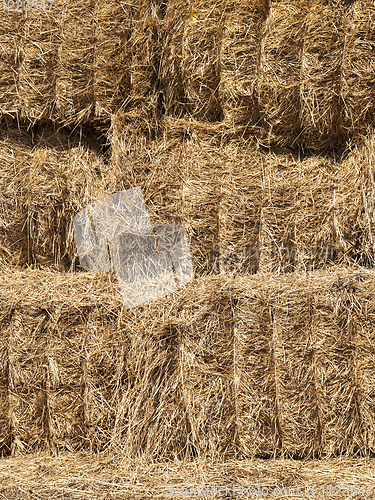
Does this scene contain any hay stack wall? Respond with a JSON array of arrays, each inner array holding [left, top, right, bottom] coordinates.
[[1, 267, 375, 458]]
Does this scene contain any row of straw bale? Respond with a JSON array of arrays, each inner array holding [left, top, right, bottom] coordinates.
[[1, 265, 375, 459], [1, 0, 375, 147], [1, 120, 375, 274], [0, 0, 159, 125], [163, 0, 375, 149]]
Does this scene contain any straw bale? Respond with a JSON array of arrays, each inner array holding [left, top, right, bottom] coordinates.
[[180, 139, 221, 275], [160, 0, 187, 117], [233, 282, 281, 458], [0, 128, 33, 267], [110, 115, 221, 275], [219, 0, 269, 135], [7, 307, 49, 455], [313, 279, 365, 456], [177, 277, 236, 460], [334, 131, 375, 267], [19, 8, 60, 123], [218, 143, 262, 275], [111, 297, 188, 460], [270, 287, 323, 458], [233, 267, 375, 459], [258, 153, 342, 273], [341, 0, 375, 136], [93, 0, 133, 120], [258, 0, 310, 147], [130, 0, 161, 107], [55, 0, 95, 126], [180, 0, 225, 121], [0, 12, 22, 118], [2, 269, 126, 454], [47, 305, 97, 454], [300, 1, 351, 150], [83, 309, 130, 453]]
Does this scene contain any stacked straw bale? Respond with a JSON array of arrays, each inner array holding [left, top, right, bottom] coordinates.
[[258, 0, 310, 147], [218, 142, 262, 275], [219, 0, 269, 135], [111, 115, 222, 275], [341, 0, 375, 136], [299, 0, 352, 149], [232, 267, 375, 458], [7, 306, 49, 455], [160, 0, 187, 118], [176, 277, 235, 460], [2, 267, 375, 458], [258, 153, 341, 273], [55, 0, 95, 125], [93, 0, 133, 120], [180, 0, 225, 121], [111, 298, 189, 460], [0, 11, 22, 119], [19, 7, 60, 123], [0, 125, 118, 270]]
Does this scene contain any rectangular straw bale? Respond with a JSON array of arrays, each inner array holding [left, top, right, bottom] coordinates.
[[180, 0, 225, 121], [219, 0, 269, 135], [38, 271, 123, 454], [219, 144, 262, 276], [313, 275, 367, 456], [270, 284, 323, 458], [0, 12, 22, 117], [258, 0, 310, 147], [130, 0, 160, 107], [7, 307, 49, 455], [341, 0, 375, 136], [233, 278, 282, 458], [55, 0, 95, 126], [258, 153, 341, 273], [177, 277, 236, 460], [233, 268, 375, 459], [181, 140, 221, 275], [93, 0, 133, 120], [160, 0, 188, 117], [335, 132, 375, 268], [19, 8, 60, 122], [83, 309, 131, 453], [0, 128, 33, 267], [271, 270, 375, 458], [110, 293, 188, 460], [300, 1, 351, 150]]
